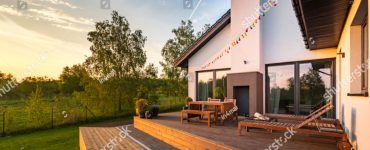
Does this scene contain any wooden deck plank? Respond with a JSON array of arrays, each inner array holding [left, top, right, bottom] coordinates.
[[79, 122, 176, 150], [134, 112, 337, 150]]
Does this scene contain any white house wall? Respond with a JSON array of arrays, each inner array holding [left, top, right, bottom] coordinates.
[[336, 0, 370, 149], [187, 24, 231, 100], [230, 0, 263, 73]]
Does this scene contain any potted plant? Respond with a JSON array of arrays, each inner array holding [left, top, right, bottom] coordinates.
[[145, 110, 153, 119], [149, 105, 160, 117], [183, 97, 193, 110], [139, 110, 146, 118]]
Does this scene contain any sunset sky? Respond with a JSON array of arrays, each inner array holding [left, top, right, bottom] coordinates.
[[0, 0, 230, 80]]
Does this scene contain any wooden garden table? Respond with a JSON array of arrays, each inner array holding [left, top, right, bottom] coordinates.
[[188, 101, 235, 125]]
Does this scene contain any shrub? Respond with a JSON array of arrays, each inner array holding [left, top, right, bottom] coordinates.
[[135, 85, 149, 100], [4, 106, 16, 133], [135, 99, 148, 116], [25, 86, 48, 128], [148, 92, 159, 105]]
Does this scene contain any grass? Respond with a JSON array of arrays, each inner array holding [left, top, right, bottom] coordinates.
[[158, 95, 185, 112], [0, 117, 133, 150], [0, 95, 185, 149], [0, 126, 79, 150]]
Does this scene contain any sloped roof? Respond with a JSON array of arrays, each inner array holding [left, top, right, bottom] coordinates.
[[174, 10, 231, 68], [292, 0, 352, 50]]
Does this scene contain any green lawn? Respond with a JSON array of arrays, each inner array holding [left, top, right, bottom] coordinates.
[[0, 126, 79, 150], [0, 117, 133, 150]]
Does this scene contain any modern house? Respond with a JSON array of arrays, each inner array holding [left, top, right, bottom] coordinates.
[[174, 0, 370, 149]]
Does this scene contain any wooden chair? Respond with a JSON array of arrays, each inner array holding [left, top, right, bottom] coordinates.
[[208, 99, 221, 102], [224, 99, 238, 121], [238, 103, 351, 150], [181, 110, 216, 127], [204, 99, 221, 111], [202, 99, 221, 120]]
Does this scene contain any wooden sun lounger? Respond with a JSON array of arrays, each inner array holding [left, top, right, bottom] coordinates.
[[265, 100, 332, 121], [265, 99, 339, 127], [238, 104, 352, 150], [181, 110, 216, 127]]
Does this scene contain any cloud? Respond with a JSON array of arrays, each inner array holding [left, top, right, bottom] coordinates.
[[192, 12, 210, 24], [53, 23, 87, 32], [0, 5, 23, 16], [0, 4, 94, 32], [0, 16, 89, 79], [28, 7, 94, 25], [35, 0, 79, 9]]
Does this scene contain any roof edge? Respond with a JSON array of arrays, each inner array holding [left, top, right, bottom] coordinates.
[[174, 10, 231, 68]]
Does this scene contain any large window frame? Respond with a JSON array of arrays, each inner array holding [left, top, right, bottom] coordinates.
[[196, 68, 230, 101], [361, 17, 369, 92], [265, 58, 336, 117]]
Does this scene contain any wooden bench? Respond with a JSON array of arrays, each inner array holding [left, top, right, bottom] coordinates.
[[181, 110, 216, 127]]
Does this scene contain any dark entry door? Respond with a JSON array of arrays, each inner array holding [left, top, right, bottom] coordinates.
[[234, 86, 249, 116]]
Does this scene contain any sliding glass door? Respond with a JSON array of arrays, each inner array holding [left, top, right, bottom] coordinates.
[[267, 65, 295, 114], [266, 59, 335, 117], [196, 69, 230, 101], [197, 72, 213, 101]]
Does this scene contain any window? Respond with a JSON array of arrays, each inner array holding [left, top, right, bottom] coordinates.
[[197, 72, 213, 101], [361, 18, 368, 92], [349, 0, 368, 96], [267, 65, 295, 114], [196, 69, 230, 101], [266, 59, 335, 118], [215, 70, 228, 99]]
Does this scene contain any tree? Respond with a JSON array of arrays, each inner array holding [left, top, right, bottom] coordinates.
[[196, 24, 211, 38], [299, 69, 326, 105], [144, 63, 158, 79], [59, 64, 87, 95], [160, 20, 197, 80], [160, 21, 211, 98], [84, 10, 147, 111], [86, 10, 147, 79], [25, 86, 48, 128]]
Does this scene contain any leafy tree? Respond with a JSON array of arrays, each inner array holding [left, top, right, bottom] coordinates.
[[160, 20, 197, 80], [84, 10, 147, 111], [135, 85, 149, 100], [144, 63, 158, 79], [59, 64, 87, 95], [196, 24, 211, 38], [300, 69, 326, 105], [17, 76, 59, 99], [86, 10, 147, 79], [25, 86, 48, 128], [0, 72, 18, 99], [160, 21, 211, 98]]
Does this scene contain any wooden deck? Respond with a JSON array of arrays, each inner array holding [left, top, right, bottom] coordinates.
[[134, 112, 339, 150], [79, 121, 175, 150]]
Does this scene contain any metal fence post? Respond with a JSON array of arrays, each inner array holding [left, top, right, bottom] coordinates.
[[2, 111, 5, 137], [85, 106, 87, 123], [51, 107, 54, 129]]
